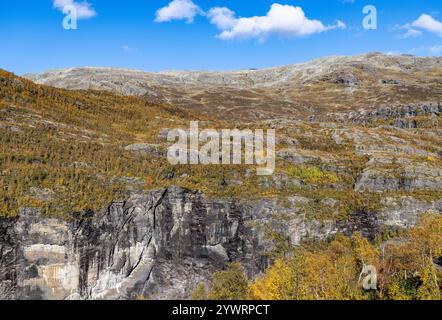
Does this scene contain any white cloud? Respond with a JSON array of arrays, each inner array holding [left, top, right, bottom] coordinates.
[[53, 0, 96, 19], [398, 28, 422, 39], [409, 45, 442, 55], [122, 45, 136, 53], [207, 4, 345, 41], [385, 51, 402, 56], [155, 0, 202, 23], [411, 14, 442, 37], [334, 20, 347, 30], [428, 45, 442, 54], [207, 7, 236, 30]]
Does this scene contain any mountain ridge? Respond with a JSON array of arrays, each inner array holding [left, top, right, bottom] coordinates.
[[24, 52, 440, 81], [24, 52, 442, 120], [1, 62, 442, 300]]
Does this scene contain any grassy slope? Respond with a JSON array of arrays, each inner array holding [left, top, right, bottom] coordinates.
[[1, 69, 441, 221]]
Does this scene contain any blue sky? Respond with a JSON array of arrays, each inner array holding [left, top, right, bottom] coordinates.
[[0, 0, 441, 75]]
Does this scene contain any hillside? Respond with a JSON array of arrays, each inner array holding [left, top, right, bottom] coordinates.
[[0, 69, 200, 217], [25, 53, 442, 120], [1, 56, 442, 300]]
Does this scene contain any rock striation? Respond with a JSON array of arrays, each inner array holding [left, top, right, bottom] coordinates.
[[1, 186, 440, 300]]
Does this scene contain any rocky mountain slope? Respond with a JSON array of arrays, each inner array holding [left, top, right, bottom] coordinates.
[[25, 53, 442, 120], [1, 53, 442, 299]]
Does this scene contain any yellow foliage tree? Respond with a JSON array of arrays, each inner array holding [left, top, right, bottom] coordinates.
[[208, 263, 249, 300]]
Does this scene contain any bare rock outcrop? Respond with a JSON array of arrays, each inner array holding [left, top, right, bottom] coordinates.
[[1, 186, 440, 300]]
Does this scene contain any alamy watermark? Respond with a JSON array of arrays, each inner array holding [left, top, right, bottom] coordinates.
[[360, 265, 377, 290], [363, 5, 377, 30], [59, 1, 96, 30], [166, 122, 276, 176], [62, 5, 78, 30]]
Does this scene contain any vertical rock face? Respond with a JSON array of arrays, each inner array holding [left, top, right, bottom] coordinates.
[[0, 186, 440, 300], [0, 187, 270, 300]]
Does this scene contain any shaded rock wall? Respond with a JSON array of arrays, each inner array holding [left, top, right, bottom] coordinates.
[[1, 186, 440, 300]]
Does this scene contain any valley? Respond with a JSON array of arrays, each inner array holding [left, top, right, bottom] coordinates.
[[0, 53, 441, 300]]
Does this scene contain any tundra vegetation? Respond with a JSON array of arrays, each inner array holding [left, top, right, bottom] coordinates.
[[1, 54, 442, 300]]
